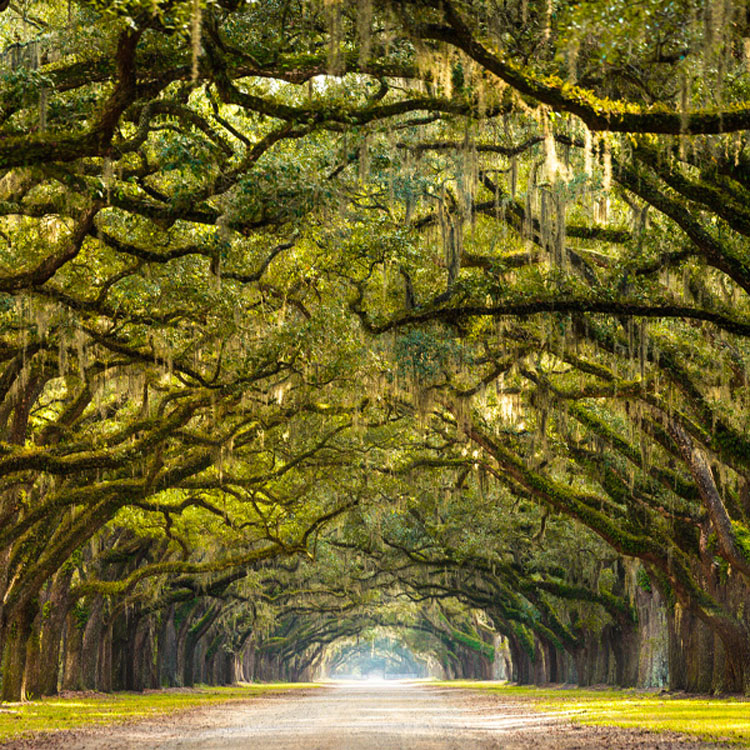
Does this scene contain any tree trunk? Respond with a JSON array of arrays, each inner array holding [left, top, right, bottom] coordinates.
[[130, 616, 150, 691], [182, 605, 218, 687], [33, 568, 74, 696], [21, 608, 43, 699], [97, 621, 113, 693], [174, 601, 198, 687], [81, 599, 104, 690], [532, 640, 547, 684], [0, 600, 36, 701], [61, 608, 84, 691], [0, 547, 11, 673]]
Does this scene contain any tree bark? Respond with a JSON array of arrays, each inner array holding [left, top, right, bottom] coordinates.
[[81, 599, 104, 689], [0, 600, 37, 701], [61, 608, 84, 692], [34, 568, 74, 695]]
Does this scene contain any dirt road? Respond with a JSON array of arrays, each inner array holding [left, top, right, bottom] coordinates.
[[5, 682, 730, 750]]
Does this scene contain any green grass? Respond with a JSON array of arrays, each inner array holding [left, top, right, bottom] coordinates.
[[432, 681, 750, 745], [0, 683, 319, 742]]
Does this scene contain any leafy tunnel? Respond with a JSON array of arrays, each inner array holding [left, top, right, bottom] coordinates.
[[0, 0, 749, 702]]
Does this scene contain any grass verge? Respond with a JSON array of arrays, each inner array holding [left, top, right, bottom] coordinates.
[[0, 682, 319, 742], [431, 681, 750, 745]]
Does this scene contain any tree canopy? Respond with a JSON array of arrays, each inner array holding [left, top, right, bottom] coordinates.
[[0, 0, 750, 700]]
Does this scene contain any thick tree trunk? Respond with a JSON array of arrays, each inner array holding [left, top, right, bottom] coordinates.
[[665, 597, 750, 694], [153, 614, 165, 689], [492, 635, 512, 681], [667, 604, 717, 693], [130, 616, 151, 690], [21, 610, 43, 700], [242, 638, 256, 682], [97, 621, 113, 693], [160, 606, 178, 687], [633, 586, 668, 687], [183, 636, 197, 687], [546, 643, 558, 683], [0, 547, 11, 672], [109, 607, 130, 691], [507, 634, 532, 684], [204, 634, 222, 685], [33, 568, 74, 696], [224, 650, 235, 684], [123, 611, 140, 690], [61, 608, 84, 691], [0, 600, 36, 701], [182, 606, 218, 687], [81, 599, 104, 690], [532, 641, 547, 684], [174, 601, 198, 687]]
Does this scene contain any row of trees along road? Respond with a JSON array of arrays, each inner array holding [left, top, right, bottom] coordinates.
[[1, 0, 750, 699]]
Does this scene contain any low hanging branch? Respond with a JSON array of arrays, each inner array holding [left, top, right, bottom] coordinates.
[[0, 28, 141, 167], [0, 203, 100, 291], [351, 293, 750, 339], [666, 419, 750, 581], [407, 0, 750, 135]]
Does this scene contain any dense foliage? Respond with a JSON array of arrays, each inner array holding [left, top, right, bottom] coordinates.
[[0, 0, 749, 699]]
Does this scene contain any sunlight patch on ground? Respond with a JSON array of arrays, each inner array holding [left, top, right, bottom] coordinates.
[[433, 681, 750, 745]]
